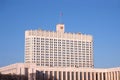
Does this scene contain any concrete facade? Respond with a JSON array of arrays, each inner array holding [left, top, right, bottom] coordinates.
[[0, 63, 120, 80], [0, 23, 120, 80], [25, 24, 93, 68]]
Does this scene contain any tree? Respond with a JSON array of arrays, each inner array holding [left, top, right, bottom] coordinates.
[[0, 73, 28, 80]]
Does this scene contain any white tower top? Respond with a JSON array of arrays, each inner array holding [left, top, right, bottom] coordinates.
[[56, 24, 65, 33]]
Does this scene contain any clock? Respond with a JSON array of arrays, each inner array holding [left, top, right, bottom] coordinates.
[[60, 26, 63, 29]]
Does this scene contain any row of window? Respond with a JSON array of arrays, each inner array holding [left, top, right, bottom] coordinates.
[[36, 71, 115, 80]]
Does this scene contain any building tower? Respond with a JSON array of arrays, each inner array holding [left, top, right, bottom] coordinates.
[[25, 24, 93, 68]]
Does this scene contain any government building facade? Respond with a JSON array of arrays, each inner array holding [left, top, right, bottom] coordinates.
[[0, 23, 120, 80], [25, 24, 93, 68], [0, 63, 120, 80]]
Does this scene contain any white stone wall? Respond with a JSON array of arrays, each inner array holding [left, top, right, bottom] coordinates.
[[25, 24, 93, 68], [0, 63, 120, 80]]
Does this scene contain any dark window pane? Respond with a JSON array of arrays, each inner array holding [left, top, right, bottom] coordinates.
[[63, 71, 66, 80], [103, 72, 105, 80], [96, 72, 98, 80], [88, 72, 90, 80], [67, 72, 70, 80], [50, 71, 53, 80], [80, 72, 82, 80], [72, 72, 74, 80], [76, 72, 78, 80], [45, 71, 48, 80], [54, 71, 57, 80], [92, 72, 94, 80], [59, 71, 61, 80], [84, 72, 86, 80]]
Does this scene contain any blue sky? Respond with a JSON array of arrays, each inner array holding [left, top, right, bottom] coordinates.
[[0, 0, 120, 68]]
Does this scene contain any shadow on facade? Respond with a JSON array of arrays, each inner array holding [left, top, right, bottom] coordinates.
[[29, 70, 58, 80]]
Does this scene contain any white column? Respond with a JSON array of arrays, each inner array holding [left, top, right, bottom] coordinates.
[[29, 68, 36, 80], [94, 72, 96, 80], [53, 71, 54, 80], [110, 72, 112, 80], [90, 72, 92, 80], [66, 71, 67, 80], [78, 72, 80, 80], [74, 72, 76, 80], [80, 72, 82, 80], [98, 72, 100, 80], [43, 71, 45, 80], [105, 72, 108, 80], [111, 72, 113, 80], [114, 72, 116, 80], [102, 72, 103, 80], [61, 71, 63, 80], [118, 71, 120, 80], [82, 72, 84, 80], [57, 71, 59, 80], [109, 72, 111, 80], [86, 72, 88, 80], [116, 71, 119, 80], [70, 72, 71, 80], [112, 72, 114, 80], [48, 71, 50, 80], [20, 67, 25, 75]]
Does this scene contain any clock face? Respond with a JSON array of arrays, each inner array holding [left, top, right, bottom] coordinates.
[[60, 26, 63, 29]]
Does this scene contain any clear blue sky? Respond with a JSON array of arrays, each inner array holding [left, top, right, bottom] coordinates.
[[0, 0, 120, 68]]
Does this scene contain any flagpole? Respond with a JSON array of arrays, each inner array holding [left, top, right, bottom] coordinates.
[[59, 12, 63, 24]]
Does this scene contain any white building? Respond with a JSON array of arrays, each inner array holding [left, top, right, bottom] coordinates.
[[25, 24, 93, 68], [0, 23, 120, 80], [0, 63, 120, 80]]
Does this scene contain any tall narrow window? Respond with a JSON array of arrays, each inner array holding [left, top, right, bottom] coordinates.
[[88, 72, 90, 80], [63, 71, 66, 80], [96, 72, 98, 80], [54, 71, 57, 80], [103, 72, 105, 80], [92, 72, 94, 80], [50, 71, 53, 80], [84, 72, 86, 80], [76, 72, 78, 80], [72, 72, 74, 80], [59, 71, 61, 80], [67, 72, 70, 80], [80, 72, 82, 80], [45, 71, 48, 80]]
